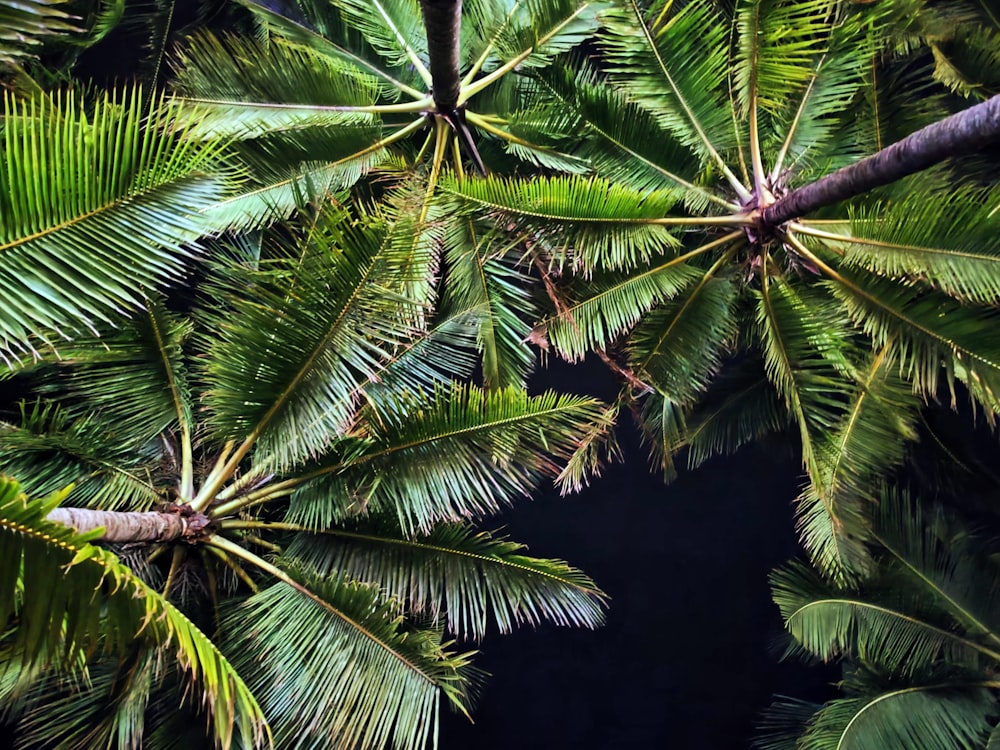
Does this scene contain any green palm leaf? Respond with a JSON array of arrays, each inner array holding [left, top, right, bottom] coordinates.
[[600, 0, 742, 184], [824, 265, 1000, 414], [221, 564, 473, 750], [772, 561, 1000, 678], [0, 87, 233, 354], [286, 384, 611, 532], [172, 32, 383, 139], [681, 363, 790, 469], [799, 686, 996, 750], [201, 203, 427, 469], [0, 403, 161, 511], [820, 190, 1000, 306], [284, 520, 606, 640], [735, 0, 839, 116], [441, 175, 682, 273], [234, 0, 423, 98], [0, 477, 267, 747], [628, 267, 740, 402], [440, 220, 538, 388]]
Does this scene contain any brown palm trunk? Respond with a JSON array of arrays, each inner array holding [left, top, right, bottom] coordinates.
[[47, 507, 202, 543], [420, 0, 463, 115], [763, 93, 1000, 227]]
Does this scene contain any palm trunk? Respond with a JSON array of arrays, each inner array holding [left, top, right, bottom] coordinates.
[[763, 93, 1000, 227], [420, 0, 462, 115], [47, 507, 204, 543], [418, 0, 486, 174]]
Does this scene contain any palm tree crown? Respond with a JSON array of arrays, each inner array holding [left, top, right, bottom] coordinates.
[[443, 0, 1000, 583]]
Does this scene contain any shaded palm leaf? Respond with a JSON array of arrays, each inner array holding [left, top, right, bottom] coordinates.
[[0, 0, 77, 65]]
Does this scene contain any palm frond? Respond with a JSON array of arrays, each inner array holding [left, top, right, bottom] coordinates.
[[679, 361, 790, 470], [824, 265, 1000, 415], [286, 384, 611, 533], [735, 0, 839, 116], [772, 561, 1000, 678], [756, 270, 869, 579], [627, 269, 740, 402], [284, 520, 606, 640], [221, 564, 474, 750], [233, 0, 422, 98], [333, 0, 428, 77], [440, 220, 538, 388], [534, 61, 717, 208], [201, 202, 429, 469], [0, 477, 267, 747], [0, 403, 161, 511], [0, 88, 234, 356], [172, 32, 383, 139], [600, 0, 740, 174], [23, 301, 193, 449], [821, 189, 1000, 306], [476, 0, 601, 74], [0, 0, 78, 65], [543, 257, 707, 363], [441, 175, 682, 273], [799, 686, 995, 750]]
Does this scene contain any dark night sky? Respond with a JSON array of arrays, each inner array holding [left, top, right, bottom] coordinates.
[[440, 364, 835, 749]]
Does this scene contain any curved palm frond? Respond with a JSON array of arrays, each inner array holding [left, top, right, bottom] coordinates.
[[220, 559, 474, 750], [797, 684, 996, 750], [0, 87, 234, 356], [0, 477, 268, 747], [0, 403, 161, 511], [600, 0, 741, 181], [441, 175, 685, 273], [200, 202, 429, 470], [282, 520, 606, 640], [440, 219, 538, 388], [285, 384, 611, 532]]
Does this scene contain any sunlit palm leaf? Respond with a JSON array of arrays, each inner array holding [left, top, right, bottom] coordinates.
[[201, 203, 427, 469], [600, 0, 740, 174], [441, 221, 538, 388], [830, 189, 1000, 306], [285, 520, 606, 640], [0, 88, 233, 355], [172, 32, 382, 139], [735, 0, 838, 116], [441, 175, 681, 273]]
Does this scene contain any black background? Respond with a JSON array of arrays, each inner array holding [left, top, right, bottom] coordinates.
[[439, 361, 834, 749]]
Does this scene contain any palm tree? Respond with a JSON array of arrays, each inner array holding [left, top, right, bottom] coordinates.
[[0, 181, 610, 747], [167, 0, 604, 388], [758, 488, 1000, 749], [441, 0, 1000, 582]]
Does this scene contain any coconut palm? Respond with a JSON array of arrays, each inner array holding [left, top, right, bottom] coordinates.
[[167, 0, 605, 388], [0, 189, 610, 748], [758, 488, 1000, 749], [441, 0, 1000, 582]]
